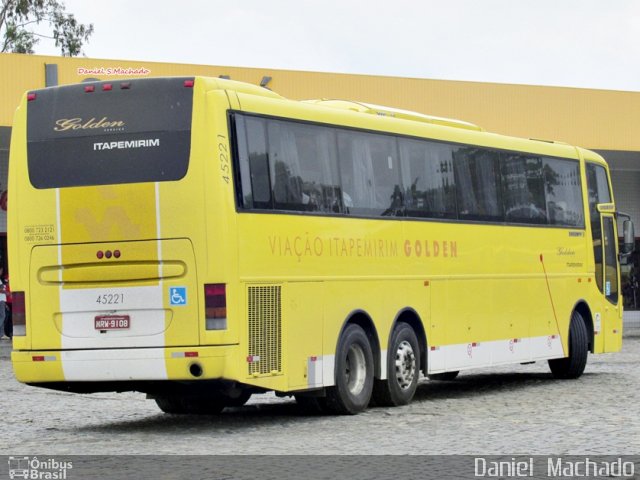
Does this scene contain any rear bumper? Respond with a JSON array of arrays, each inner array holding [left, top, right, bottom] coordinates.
[[12, 345, 234, 384]]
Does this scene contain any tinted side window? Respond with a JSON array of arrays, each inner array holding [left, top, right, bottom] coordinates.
[[586, 163, 611, 213], [398, 138, 457, 219], [543, 158, 584, 227], [502, 154, 547, 224], [266, 120, 342, 213], [238, 116, 272, 208], [454, 148, 503, 221], [337, 131, 401, 216], [235, 112, 590, 231], [234, 115, 252, 207], [586, 163, 612, 293]]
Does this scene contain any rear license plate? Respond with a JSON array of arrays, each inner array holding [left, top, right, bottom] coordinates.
[[95, 315, 130, 330]]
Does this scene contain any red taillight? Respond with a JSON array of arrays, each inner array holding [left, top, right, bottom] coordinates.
[[205, 284, 225, 297], [102, 83, 113, 91], [84, 85, 95, 93], [27, 93, 37, 101], [184, 79, 194, 88], [12, 291, 26, 336], [204, 283, 226, 330]]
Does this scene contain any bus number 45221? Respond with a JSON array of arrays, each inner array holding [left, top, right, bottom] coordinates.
[[96, 293, 124, 305]]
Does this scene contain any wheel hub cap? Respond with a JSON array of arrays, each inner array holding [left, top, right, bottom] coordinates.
[[345, 344, 367, 395], [395, 340, 416, 390]]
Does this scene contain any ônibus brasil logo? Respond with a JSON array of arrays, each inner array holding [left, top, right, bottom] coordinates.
[[8, 457, 72, 479]]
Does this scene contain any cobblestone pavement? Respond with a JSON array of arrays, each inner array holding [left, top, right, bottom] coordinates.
[[0, 336, 638, 456]]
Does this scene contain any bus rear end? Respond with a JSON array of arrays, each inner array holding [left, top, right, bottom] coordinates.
[[9, 77, 240, 402]]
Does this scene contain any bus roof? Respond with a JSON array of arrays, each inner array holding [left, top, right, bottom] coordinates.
[[198, 76, 284, 100], [195, 77, 596, 162], [303, 99, 484, 132]]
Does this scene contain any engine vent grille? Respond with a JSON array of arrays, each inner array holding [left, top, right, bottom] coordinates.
[[247, 285, 282, 376]]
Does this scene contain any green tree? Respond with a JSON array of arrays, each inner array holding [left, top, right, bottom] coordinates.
[[1, 0, 93, 56]]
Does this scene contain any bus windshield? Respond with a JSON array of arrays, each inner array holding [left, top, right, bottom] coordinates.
[[26, 77, 193, 189]]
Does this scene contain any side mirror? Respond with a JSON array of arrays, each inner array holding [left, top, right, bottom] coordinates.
[[622, 219, 635, 255]]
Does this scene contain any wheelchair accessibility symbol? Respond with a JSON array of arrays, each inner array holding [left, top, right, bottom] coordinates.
[[169, 287, 187, 306]]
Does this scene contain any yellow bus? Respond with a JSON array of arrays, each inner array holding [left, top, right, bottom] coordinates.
[[9, 76, 634, 415]]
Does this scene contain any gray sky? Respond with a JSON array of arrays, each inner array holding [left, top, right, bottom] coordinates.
[[34, 0, 640, 91]]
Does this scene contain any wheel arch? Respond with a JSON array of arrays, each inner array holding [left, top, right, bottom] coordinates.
[[573, 300, 594, 353]]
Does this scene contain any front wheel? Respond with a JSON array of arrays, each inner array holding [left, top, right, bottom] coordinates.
[[372, 322, 420, 406], [548, 310, 589, 379], [324, 324, 374, 415]]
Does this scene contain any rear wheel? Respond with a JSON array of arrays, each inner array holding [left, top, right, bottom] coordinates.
[[428, 371, 459, 381], [154, 396, 185, 414], [372, 322, 420, 406], [222, 390, 252, 407], [548, 310, 589, 379], [324, 324, 374, 415]]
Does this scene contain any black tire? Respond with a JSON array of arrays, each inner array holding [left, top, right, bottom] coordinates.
[[324, 324, 374, 415], [548, 310, 589, 379], [428, 371, 459, 381], [371, 322, 420, 406], [154, 395, 225, 414], [154, 396, 186, 414], [222, 390, 252, 407]]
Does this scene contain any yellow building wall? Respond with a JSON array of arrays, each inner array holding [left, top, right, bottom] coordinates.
[[1, 52, 640, 151]]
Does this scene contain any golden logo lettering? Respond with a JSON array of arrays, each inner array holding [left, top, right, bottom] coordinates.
[[54, 117, 126, 132]]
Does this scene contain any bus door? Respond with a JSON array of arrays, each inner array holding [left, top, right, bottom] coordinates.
[[587, 162, 622, 351], [599, 212, 622, 351]]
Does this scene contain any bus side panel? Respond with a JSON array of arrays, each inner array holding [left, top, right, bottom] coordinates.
[[8, 99, 63, 380], [7, 99, 32, 353], [9, 99, 62, 363], [284, 282, 324, 390], [441, 278, 497, 370], [198, 89, 240, 348]]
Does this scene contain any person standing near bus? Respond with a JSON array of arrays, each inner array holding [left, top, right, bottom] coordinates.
[[3, 275, 11, 339], [0, 266, 7, 340]]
